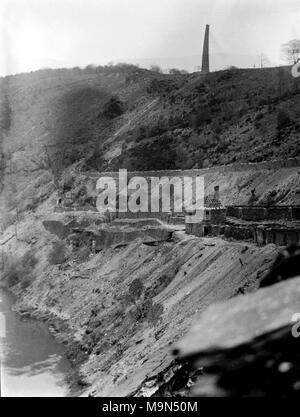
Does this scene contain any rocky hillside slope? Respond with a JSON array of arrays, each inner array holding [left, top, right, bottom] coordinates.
[[1, 64, 300, 220], [0, 210, 278, 396], [0, 64, 299, 396]]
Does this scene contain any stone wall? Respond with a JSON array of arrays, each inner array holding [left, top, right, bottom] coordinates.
[[116, 211, 171, 222], [199, 222, 300, 246], [210, 209, 227, 224], [227, 206, 300, 222], [186, 223, 210, 237], [223, 225, 254, 241], [85, 157, 300, 178], [252, 227, 300, 246], [185, 219, 300, 247]]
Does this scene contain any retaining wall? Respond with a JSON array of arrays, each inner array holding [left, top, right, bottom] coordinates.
[[191, 222, 300, 246], [75, 227, 173, 251], [227, 206, 300, 222], [252, 227, 300, 246], [116, 211, 171, 222], [84, 157, 300, 179]]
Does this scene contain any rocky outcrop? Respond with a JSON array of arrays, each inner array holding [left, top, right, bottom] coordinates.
[[69, 226, 174, 251], [42, 212, 107, 237], [43, 219, 75, 240], [42, 213, 174, 250], [174, 276, 300, 396]]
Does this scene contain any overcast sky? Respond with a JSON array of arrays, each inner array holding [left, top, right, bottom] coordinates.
[[1, 0, 299, 76]]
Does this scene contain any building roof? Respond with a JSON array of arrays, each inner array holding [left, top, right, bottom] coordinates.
[[204, 194, 224, 209]]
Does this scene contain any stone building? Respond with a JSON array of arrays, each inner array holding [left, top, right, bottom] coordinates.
[[185, 186, 226, 237]]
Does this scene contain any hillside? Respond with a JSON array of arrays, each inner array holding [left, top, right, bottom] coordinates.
[[1, 64, 300, 217], [0, 211, 278, 396], [0, 64, 299, 397]]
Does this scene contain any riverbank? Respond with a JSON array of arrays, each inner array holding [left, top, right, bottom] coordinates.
[[22, 307, 89, 391], [0, 288, 85, 397]]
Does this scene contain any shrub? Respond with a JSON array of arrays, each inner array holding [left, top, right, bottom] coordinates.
[[20, 276, 35, 289], [0, 95, 12, 131], [0, 250, 37, 288], [192, 107, 212, 128], [119, 135, 177, 171], [147, 78, 179, 95], [4, 261, 21, 287], [22, 249, 38, 269], [150, 65, 162, 73], [0, 210, 16, 231], [277, 108, 291, 129], [148, 120, 168, 137], [259, 189, 278, 206], [135, 125, 148, 142], [255, 112, 264, 121], [211, 119, 223, 134], [146, 302, 164, 325], [220, 103, 235, 123], [125, 278, 144, 305], [48, 240, 67, 265], [75, 246, 90, 264], [168, 68, 188, 75], [103, 97, 124, 119], [61, 171, 75, 192]]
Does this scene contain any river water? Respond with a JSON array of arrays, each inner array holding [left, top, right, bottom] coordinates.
[[0, 289, 72, 397]]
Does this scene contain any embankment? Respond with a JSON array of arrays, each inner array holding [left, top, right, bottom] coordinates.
[[68, 160, 300, 220], [0, 211, 279, 396]]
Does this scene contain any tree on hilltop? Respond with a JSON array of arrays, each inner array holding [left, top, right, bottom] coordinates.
[[150, 65, 163, 74], [281, 39, 300, 64]]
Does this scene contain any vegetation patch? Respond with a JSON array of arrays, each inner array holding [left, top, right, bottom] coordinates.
[[48, 240, 68, 265], [0, 249, 38, 288]]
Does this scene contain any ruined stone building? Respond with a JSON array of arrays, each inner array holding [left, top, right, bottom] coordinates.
[[185, 185, 226, 236]]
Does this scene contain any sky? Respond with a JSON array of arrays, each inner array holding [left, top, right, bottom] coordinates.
[[0, 0, 299, 76]]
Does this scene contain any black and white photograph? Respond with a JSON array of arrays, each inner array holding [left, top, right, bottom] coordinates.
[[0, 0, 300, 403]]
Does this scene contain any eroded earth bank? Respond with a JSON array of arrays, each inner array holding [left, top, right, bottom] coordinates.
[[0, 208, 279, 396]]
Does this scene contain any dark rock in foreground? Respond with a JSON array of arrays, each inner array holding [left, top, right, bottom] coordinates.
[[174, 276, 300, 396]]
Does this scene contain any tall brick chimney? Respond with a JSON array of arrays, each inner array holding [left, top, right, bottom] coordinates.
[[214, 185, 220, 201], [201, 24, 210, 74]]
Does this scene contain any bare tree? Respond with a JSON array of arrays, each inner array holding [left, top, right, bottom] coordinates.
[[168, 68, 188, 75], [150, 64, 163, 74], [29, 144, 64, 191], [260, 53, 271, 68], [281, 39, 300, 64], [4, 158, 19, 238]]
